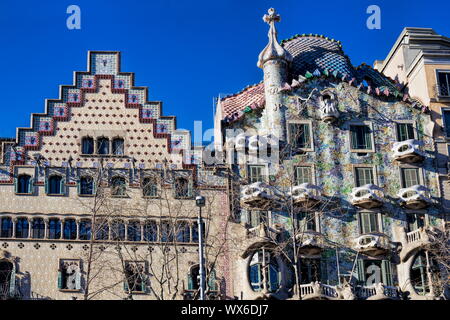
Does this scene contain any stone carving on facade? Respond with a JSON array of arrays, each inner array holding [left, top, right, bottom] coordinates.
[[318, 93, 339, 123], [398, 185, 432, 209], [350, 184, 384, 209], [392, 139, 425, 163]]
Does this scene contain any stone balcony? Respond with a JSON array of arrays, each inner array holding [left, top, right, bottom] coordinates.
[[350, 184, 384, 209], [397, 185, 432, 209], [398, 226, 438, 262], [353, 233, 391, 256], [290, 183, 324, 209], [298, 282, 339, 300], [355, 283, 400, 300], [392, 139, 425, 163], [295, 231, 326, 255], [240, 182, 279, 210], [319, 99, 339, 123]]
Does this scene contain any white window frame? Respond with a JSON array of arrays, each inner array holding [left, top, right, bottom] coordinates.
[[294, 164, 316, 185], [287, 120, 314, 152], [347, 121, 376, 153], [358, 211, 383, 234], [394, 120, 418, 142], [352, 165, 378, 187], [436, 69, 450, 97], [398, 165, 425, 188], [247, 164, 267, 183]]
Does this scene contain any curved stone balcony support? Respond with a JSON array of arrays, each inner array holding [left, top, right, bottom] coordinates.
[[350, 184, 384, 209], [398, 226, 438, 262], [356, 283, 399, 300], [298, 282, 339, 300], [289, 183, 324, 209], [353, 233, 391, 256], [319, 100, 339, 123], [392, 139, 425, 163], [241, 182, 279, 210], [295, 231, 326, 255], [398, 185, 432, 209]]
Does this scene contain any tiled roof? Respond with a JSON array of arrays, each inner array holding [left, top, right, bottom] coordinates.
[[282, 35, 356, 78], [220, 82, 265, 120], [355, 63, 400, 92]]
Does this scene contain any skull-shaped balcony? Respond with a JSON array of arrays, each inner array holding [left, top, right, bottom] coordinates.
[[319, 94, 339, 123], [392, 139, 425, 163], [350, 184, 384, 209], [290, 183, 324, 209], [240, 182, 280, 210], [398, 185, 432, 209], [295, 231, 326, 255], [353, 233, 391, 256], [355, 283, 400, 300]]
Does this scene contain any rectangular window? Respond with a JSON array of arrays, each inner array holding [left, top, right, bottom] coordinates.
[[296, 166, 312, 185], [288, 123, 312, 149], [397, 123, 415, 141], [350, 125, 372, 151], [355, 167, 374, 187], [296, 212, 317, 232], [358, 212, 380, 234], [406, 213, 426, 232], [248, 211, 268, 228], [438, 71, 450, 96], [443, 110, 450, 138], [401, 168, 420, 188], [248, 165, 265, 183]]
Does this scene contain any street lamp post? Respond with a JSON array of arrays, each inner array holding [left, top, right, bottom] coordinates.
[[196, 195, 206, 300]]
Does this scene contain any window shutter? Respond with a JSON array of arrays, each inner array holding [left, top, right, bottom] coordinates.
[[57, 271, 63, 289], [140, 275, 147, 293], [28, 178, 34, 194], [123, 278, 129, 292], [208, 270, 217, 291], [364, 126, 372, 149], [60, 178, 66, 194], [45, 178, 49, 194], [381, 260, 393, 286], [320, 256, 329, 284], [188, 181, 193, 198], [75, 270, 81, 290], [350, 126, 358, 149], [77, 179, 81, 195], [356, 259, 365, 285], [187, 272, 194, 290], [9, 263, 16, 297], [14, 177, 18, 193], [92, 180, 97, 195]]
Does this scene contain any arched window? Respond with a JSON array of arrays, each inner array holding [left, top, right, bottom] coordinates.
[[79, 176, 95, 196], [81, 137, 94, 155], [0, 260, 15, 299], [174, 177, 190, 198], [63, 219, 77, 240], [112, 138, 124, 155], [16, 174, 32, 194], [97, 137, 110, 155], [79, 219, 91, 240], [31, 218, 45, 239], [58, 260, 81, 291], [15, 218, 29, 239], [111, 220, 125, 241], [176, 222, 190, 243], [187, 265, 200, 290], [111, 176, 127, 196], [95, 220, 109, 240], [48, 218, 61, 239], [411, 250, 440, 296], [142, 177, 158, 197], [0, 217, 13, 238], [124, 262, 146, 293], [143, 221, 157, 242], [249, 249, 280, 293], [46, 175, 64, 195], [127, 221, 141, 242]]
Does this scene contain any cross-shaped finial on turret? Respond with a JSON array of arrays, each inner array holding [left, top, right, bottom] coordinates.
[[263, 8, 281, 24]]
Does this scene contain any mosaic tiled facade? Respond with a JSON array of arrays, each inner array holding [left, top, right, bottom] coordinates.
[[215, 9, 448, 300]]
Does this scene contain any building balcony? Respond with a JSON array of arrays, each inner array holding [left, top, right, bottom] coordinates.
[[319, 100, 339, 123], [246, 223, 283, 241], [350, 184, 384, 209], [289, 183, 324, 209], [182, 283, 221, 300], [392, 139, 425, 163], [353, 233, 391, 256], [240, 182, 279, 210], [355, 283, 400, 300], [295, 231, 326, 255], [298, 282, 339, 300], [398, 226, 438, 262], [397, 185, 432, 209]]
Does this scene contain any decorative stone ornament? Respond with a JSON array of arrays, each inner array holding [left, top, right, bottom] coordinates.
[[257, 8, 293, 69], [319, 93, 339, 123]]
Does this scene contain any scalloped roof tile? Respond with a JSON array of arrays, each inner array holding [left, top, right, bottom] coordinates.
[[220, 82, 265, 119]]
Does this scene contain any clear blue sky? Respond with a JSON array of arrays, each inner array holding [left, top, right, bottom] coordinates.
[[1, 0, 449, 139]]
